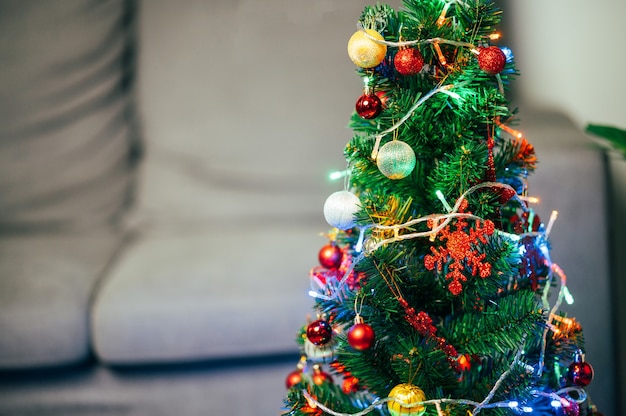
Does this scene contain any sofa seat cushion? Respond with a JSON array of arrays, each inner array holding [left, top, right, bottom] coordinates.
[[0, 230, 123, 369], [91, 222, 325, 364]]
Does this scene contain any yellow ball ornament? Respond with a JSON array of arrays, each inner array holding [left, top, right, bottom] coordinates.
[[387, 383, 427, 416], [347, 29, 387, 68]]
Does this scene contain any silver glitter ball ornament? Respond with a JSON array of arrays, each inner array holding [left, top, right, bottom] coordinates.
[[376, 140, 416, 180]]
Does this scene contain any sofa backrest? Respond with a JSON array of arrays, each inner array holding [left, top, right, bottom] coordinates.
[[0, 0, 141, 232]]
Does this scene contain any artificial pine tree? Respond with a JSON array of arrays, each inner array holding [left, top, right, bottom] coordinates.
[[283, 1, 601, 415]]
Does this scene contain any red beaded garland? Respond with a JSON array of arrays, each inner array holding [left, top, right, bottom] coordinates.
[[306, 319, 333, 346], [394, 47, 424, 75], [355, 93, 382, 119], [478, 46, 506, 75], [347, 322, 375, 351], [318, 243, 343, 270]]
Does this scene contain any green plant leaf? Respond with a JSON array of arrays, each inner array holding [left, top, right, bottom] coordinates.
[[585, 123, 626, 157]]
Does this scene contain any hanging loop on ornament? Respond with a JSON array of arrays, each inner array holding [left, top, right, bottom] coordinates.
[[573, 349, 585, 362], [353, 292, 366, 323], [343, 163, 352, 192]]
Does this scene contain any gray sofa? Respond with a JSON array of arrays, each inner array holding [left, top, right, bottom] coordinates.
[[0, 1, 619, 414]]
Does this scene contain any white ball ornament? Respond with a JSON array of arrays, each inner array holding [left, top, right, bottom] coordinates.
[[323, 190, 361, 230], [304, 338, 336, 363], [376, 140, 416, 180]]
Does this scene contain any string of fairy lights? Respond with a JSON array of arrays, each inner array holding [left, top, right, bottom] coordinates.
[[308, 183, 581, 414], [293, 1, 591, 414]]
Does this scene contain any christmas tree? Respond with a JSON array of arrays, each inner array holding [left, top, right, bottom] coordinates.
[[283, 1, 601, 415]]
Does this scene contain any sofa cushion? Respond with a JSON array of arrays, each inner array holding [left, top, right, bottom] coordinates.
[[0, 231, 123, 369], [90, 0, 363, 365], [0, 0, 140, 230], [91, 222, 325, 364]]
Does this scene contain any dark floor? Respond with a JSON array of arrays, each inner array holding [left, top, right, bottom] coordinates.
[[0, 354, 300, 416]]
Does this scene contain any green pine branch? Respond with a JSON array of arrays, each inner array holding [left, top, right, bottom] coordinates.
[[442, 290, 544, 356]]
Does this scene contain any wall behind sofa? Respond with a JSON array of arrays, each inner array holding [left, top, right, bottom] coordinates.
[[508, 0, 626, 129]]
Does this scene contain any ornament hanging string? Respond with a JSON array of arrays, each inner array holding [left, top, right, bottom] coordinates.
[[353, 292, 365, 319]]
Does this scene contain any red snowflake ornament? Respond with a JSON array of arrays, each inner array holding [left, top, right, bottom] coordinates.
[[424, 201, 495, 295]]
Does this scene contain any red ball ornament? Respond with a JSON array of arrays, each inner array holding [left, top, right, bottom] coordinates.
[[318, 243, 343, 270], [567, 361, 594, 387], [285, 368, 303, 389], [394, 47, 424, 75], [356, 93, 382, 119], [347, 321, 375, 351], [375, 90, 389, 108], [306, 319, 333, 346], [312, 365, 333, 385], [478, 46, 506, 75]]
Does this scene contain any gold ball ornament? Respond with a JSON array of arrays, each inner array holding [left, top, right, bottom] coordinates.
[[387, 383, 427, 416], [347, 29, 387, 68]]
